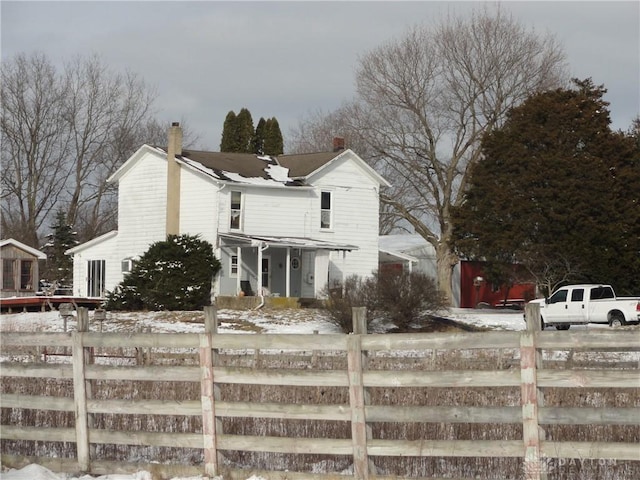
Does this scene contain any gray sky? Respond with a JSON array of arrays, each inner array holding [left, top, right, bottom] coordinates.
[[2, 1, 639, 151]]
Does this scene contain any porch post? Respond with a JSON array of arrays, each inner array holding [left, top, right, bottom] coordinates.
[[236, 247, 242, 294], [257, 243, 263, 296], [285, 248, 291, 297]]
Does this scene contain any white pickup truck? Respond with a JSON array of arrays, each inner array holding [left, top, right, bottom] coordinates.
[[528, 284, 640, 330]]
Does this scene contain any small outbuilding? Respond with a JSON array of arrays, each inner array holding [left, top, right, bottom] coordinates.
[[0, 238, 47, 298]]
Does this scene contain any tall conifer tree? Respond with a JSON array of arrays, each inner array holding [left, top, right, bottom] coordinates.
[[220, 111, 238, 152], [264, 117, 284, 155], [451, 79, 640, 294]]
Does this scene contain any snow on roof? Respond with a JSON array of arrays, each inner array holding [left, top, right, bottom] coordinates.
[[180, 156, 298, 187], [0, 238, 47, 259]]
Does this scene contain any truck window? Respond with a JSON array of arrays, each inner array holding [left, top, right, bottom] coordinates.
[[571, 289, 584, 302], [548, 289, 568, 304], [590, 287, 614, 300]]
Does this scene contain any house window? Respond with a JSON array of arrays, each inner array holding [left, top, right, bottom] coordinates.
[[230, 191, 242, 230], [2, 259, 15, 290], [20, 260, 33, 290], [230, 255, 238, 276], [121, 258, 134, 273], [321, 191, 332, 229]]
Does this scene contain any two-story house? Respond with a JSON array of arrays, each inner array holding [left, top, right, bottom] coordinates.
[[67, 123, 389, 302]]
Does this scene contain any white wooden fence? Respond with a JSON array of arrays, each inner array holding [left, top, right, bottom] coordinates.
[[1, 305, 639, 480]]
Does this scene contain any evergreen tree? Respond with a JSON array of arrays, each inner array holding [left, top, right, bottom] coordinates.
[[451, 79, 640, 295], [220, 110, 283, 154], [105, 234, 221, 311], [42, 209, 77, 287], [235, 108, 255, 153], [263, 117, 284, 155], [220, 111, 238, 152], [252, 117, 266, 154]]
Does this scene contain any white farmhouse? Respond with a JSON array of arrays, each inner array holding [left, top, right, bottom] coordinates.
[[67, 123, 389, 302]]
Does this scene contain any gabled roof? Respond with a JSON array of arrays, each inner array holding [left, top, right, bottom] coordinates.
[[0, 238, 47, 259], [65, 230, 118, 255], [109, 145, 390, 188]]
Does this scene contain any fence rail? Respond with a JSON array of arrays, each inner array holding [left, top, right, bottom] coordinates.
[[1, 305, 639, 480]]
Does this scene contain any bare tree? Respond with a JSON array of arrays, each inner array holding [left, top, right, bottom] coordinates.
[[287, 107, 403, 234], [1, 53, 71, 246], [291, 6, 567, 303], [1, 53, 194, 247]]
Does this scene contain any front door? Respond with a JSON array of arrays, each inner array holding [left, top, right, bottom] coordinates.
[[87, 260, 106, 297], [261, 256, 271, 294], [301, 251, 315, 298]]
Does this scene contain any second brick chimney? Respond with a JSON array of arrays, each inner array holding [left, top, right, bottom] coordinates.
[[333, 137, 345, 152]]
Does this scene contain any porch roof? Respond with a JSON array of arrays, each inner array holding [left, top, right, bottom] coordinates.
[[379, 248, 419, 264], [219, 233, 358, 251]]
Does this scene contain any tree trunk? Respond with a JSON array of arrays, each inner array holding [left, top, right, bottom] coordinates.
[[436, 245, 459, 307]]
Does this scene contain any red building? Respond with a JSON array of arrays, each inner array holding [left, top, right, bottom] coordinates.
[[458, 260, 536, 309], [379, 234, 536, 309]]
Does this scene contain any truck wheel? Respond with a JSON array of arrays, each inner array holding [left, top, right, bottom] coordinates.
[[540, 317, 545, 330], [556, 325, 570, 330], [609, 313, 626, 328]]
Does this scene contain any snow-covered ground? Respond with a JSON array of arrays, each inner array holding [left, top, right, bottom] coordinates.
[[0, 307, 633, 480]]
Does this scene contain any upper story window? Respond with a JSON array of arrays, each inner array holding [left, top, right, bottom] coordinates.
[[230, 191, 242, 230], [320, 191, 332, 229]]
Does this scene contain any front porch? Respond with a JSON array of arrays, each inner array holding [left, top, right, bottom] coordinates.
[[216, 233, 357, 300]]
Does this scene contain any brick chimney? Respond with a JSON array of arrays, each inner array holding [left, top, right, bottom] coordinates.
[[166, 122, 182, 236], [333, 137, 345, 152]]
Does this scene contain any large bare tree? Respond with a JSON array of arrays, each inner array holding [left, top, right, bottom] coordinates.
[[1, 53, 194, 247], [290, 6, 568, 303], [1, 53, 71, 246]]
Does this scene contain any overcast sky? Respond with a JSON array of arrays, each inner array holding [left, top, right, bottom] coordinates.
[[2, 1, 638, 151]]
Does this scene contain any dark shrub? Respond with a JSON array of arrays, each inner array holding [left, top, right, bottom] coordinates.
[[105, 234, 221, 311]]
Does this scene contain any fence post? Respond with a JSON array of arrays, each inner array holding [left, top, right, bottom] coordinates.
[[521, 302, 547, 480], [201, 305, 219, 477], [72, 312, 90, 472], [348, 307, 376, 479], [347, 334, 369, 480], [352, 306, 367, 334], [77, 308, 96, 461]]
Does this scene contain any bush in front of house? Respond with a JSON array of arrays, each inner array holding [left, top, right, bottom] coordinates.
[[105, 234, 221, 311], [324, 270, 447, 333]]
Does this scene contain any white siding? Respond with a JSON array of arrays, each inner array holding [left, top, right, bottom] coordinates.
[[179, 167, 219, 246], [71, 234, 118, 297], [116, 152, 168, 257], [312, 158, 381, 282], [71, 147, 385, 299]]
